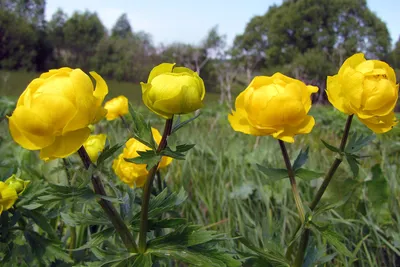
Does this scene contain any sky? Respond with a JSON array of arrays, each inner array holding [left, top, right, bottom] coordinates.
[[45, 0, 400, 47]]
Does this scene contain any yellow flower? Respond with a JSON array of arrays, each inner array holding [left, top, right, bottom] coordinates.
[[141, 63, 205, 118], [112, 128, 172, 187], [5, 175, 30, 195], [0, 181, 18, 214], [228, 73, 318, 143], [8, 67, 108, 161], [327, 53, 398, 133], [83, 134, 107, 163], [104, 95, 129, 121]]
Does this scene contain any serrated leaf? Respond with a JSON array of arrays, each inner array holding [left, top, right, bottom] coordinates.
[[161, 144, 195, 160], [97, 143, 123, 165], [295, 168, 324, 181], [310, 223, 352, 257], [257, 164, 288, 181], [321, 140, 340, 153], [132, 254, 153, 267], [22, 210, 58, 239], [292, 147, 309, 171], [124, 150, 161, 170], [21, 203, 43, 210], [171, 113, 201, 133], [72, 228, 115, 251], [345, 154, 359, 177], [345, 133, 375, 153], [149, 218, 187, 230], [60, 211, 110, 227]]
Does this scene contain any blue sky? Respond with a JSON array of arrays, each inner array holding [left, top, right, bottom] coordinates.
[[45, 0, 400, 47]]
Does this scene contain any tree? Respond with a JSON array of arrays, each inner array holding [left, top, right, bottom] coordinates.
[[111, 13, 133, 39], [0, 0, 45, 28], [62, 11, 105, 69], [234, 0, 391, 90], [48, 9, 68, 65]]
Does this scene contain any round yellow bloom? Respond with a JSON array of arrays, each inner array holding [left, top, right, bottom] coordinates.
[[5, 175, 30, 195], [8, 67, 108, 161], [83, 134, 107, 163], [141, 63, 205, 119], [327, 53, 398, 133], [0, 181, 18, 214], [104, 95, 129, 121], [228, 73, 318, 143], [112, 128, 172, 187]]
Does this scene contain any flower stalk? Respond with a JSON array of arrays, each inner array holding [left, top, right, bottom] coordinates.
[[77, 146, 138, 253], [138, 117, 173, 253], [294, 114, 353, 266], [278, 140, 305, 223]]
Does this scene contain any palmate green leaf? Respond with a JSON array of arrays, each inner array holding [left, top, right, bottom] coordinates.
[[160, 144, 196, 160], [321, 140, 340, 153], [131, 254, 152, 267], [295, 168, 324, 181], [128, 104, 157, 150], [24, 230, 73, 264], [237, 236, 290, 267], [147, 225, 240, 267], [345, 133, 375, 153], [124, 150, 161, 170], [292, 147, 309, 171], [146, 188, 186, 219], [21, 210, 58, 239], [171, 113, 201, 133], [310, 222, 352, 257], [257, 164, 288, 181], [16, 181, 48, 207], [97, 143, 123, 166], [72, 228, 115, 251]]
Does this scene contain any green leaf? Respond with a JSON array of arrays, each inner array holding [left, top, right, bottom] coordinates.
[[292, 147, 309, 171], [295, 168, 324, 181], [128, 103, 157, 150], [124, 150, 161, 170], [321, 140, 340, 153], [345, 133, 375, 153], [237, 236, 290, 266], [71, 228, 115, 251], [171, 113, 201, 133], [345, 154, 360, 177], [257, 164, 288, 181], [97, 143, 123, 165], [24, 230, 73, 264], [132, 254, 153, 267], [149, 218, 187, 230], [310, 223, 352, 257], [22, 210, 58, 239], [161, 144, 195, 160], [60, 211, 110, 227]]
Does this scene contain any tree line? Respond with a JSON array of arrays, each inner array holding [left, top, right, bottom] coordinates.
[[1, 0, 400, 101]]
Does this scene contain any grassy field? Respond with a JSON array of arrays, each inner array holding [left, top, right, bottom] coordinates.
[[1, 71, 400, 266]]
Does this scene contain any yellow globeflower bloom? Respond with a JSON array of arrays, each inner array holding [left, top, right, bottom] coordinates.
[[8, 67, 108, 161], [104, 95, 129, 121], [0, 181, 18, 214], [228, 73, 318, 143], [83, 134, 107, 163], [141, 63, 205, 119], [5, 175, 30, 195], [327, 53, 398, 133], [112, 128, 172, 187]]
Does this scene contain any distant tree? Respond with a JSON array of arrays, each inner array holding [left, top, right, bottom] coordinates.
[[111, 13, 133, 39], [48, 9, 68, 64], [0, 9, 37, 70], [62, 11, 105, 69], [0, 0, 45, 28], [234, 0, 391, 89]]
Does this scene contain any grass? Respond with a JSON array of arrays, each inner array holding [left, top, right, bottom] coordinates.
[[1, 71, 400, 266]]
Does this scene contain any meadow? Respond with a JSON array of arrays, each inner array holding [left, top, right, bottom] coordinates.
[[1, 70, 400, 266]]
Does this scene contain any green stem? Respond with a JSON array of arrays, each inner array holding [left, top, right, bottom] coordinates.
[[119, 115, 131, 133], [77, 146, 138, 253], [278, 140, 305, 223], [138, 117, 173, 253], [294, 115, 353, 267]]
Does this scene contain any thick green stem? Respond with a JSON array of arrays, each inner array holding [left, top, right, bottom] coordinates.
[[78, 147, 138, 253], [138, 117, 173, 253], [278, 140, 305, 223], [294, 115, 353, 266]]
